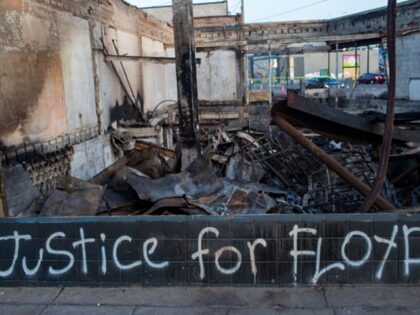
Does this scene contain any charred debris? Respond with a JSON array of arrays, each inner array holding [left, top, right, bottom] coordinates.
[[1, 0, 419, 218], [4, 91, 420, 218]]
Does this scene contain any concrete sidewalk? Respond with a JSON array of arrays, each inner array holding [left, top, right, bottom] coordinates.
[[0, 286, 419, 315]]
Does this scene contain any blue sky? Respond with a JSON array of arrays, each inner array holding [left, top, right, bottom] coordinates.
[[126, 0, 409, 23]]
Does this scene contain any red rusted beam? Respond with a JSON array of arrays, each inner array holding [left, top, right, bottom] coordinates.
[[271, 111, 394, 211], [361, 0, 397, 212]]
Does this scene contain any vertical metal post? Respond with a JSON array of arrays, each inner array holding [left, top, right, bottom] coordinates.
[[286, 50, 290, 93], [276, 56, 281, 78], [354, 42, 358, 85], [335, 43, 339, 108], [268, 47, 273, 104], [250, 55, 255, 80], [367, 45, 370, 73], [236, 47, 247, 128], [235, 49, 243, 106], [300, 78, 303, 96], [173, 0, 201, 167], [380, 41, 389, 82], [327, 51, 331, 76], [242, 48, 249, 105], [243, 49, 250, 128], [327, 50, 331, 101]]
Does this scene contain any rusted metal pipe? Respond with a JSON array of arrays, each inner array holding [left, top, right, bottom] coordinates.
[[361, 0, 397, 212], [271, 113, 394, 211]]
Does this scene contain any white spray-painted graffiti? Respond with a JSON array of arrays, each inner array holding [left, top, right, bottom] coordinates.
[[0, 224, 419, 283]]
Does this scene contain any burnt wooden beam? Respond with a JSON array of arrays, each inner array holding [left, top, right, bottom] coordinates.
[[104, 55, 201, 65], [135, 140, 177, 160], [173, 0, 201, 165], [104, 55, 176, 64]]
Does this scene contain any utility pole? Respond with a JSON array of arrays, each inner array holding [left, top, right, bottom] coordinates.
[[172, 0, 201, 168], [354, 42, 358, 86], [361, 0, 397, 212]]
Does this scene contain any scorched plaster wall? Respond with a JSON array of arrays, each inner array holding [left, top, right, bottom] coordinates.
[[0, 0, 176, 181]]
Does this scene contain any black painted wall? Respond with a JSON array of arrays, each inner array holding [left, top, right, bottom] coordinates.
[[0, 214, 419, 286]]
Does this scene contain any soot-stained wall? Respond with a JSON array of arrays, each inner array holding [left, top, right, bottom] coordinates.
[[0, 0, 176, 181], [197, 50, 240, 102], [0, 0, 67, 147]]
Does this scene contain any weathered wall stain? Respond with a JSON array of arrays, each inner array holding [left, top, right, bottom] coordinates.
[[0, 1, 67, 147], [0, 52, 67, 146], [0, 0, 176, 149]]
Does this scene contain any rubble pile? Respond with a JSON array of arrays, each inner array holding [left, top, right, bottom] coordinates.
[[14, 126, 420, 217]]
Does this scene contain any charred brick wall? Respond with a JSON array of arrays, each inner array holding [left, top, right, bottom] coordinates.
[[0, 214, 418, 286]]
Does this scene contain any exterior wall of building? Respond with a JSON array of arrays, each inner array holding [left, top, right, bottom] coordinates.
[[0, 0, 175, 181], [142, 1, 228, 24], [396, 33, 420, 100], [141, 7, 173, 23], [59, 14, 98, 132], [194, 15, 242, 27], [197, 49, 239, 101], [97, 0, 176, 128], [141, 38, 178, 113], [0, 0, 69, 148], [193, 1, 228, 17]]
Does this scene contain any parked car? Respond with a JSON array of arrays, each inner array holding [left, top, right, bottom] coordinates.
[[306, 77, 345, 89], [357, 73, 386, 84]]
